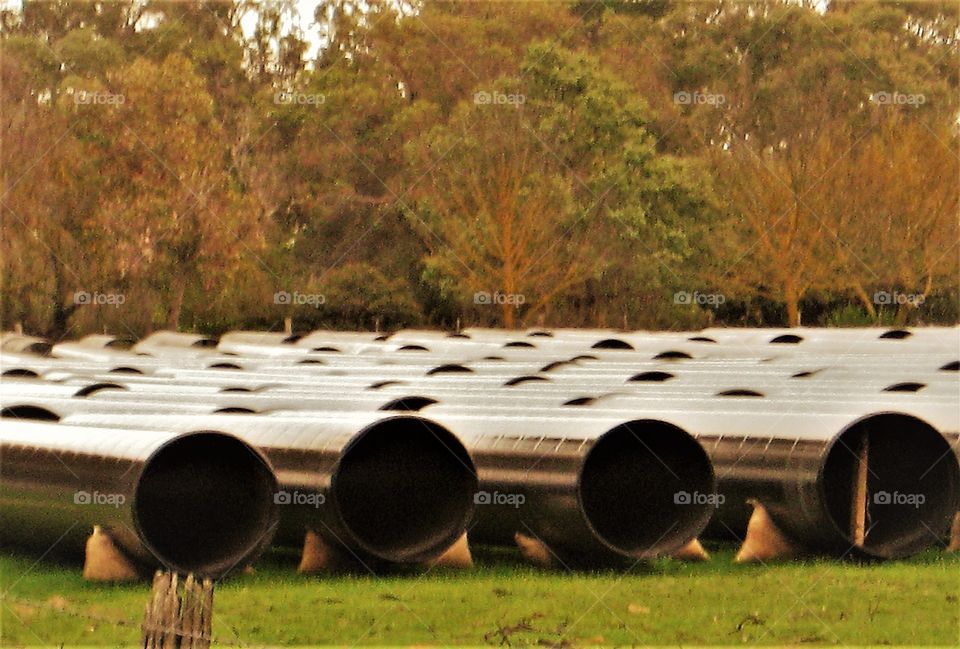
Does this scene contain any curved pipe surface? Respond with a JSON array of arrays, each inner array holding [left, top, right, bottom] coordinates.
[[0, 421, 278, 576]]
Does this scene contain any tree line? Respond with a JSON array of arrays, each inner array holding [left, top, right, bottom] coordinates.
[[2, 0, 957, 338]]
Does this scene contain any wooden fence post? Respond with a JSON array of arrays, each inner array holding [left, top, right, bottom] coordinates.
[[141, 571, 214, 649]]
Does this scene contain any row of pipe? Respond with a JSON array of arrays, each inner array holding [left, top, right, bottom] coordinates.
[[1, 326, 957, 577]]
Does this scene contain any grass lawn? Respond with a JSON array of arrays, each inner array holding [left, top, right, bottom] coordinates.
[[1, 546, 958, 647]]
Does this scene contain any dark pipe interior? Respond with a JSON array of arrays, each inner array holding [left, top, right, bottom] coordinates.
[[109, 366, 144, 375], [821, 413, 960, 558], [75, 382, 126, 397], [770, 334, 803, 344], [379, 396, 438, 412], [1, 405, 60, 421], [879, 329, 911, 339], [426, 364, 473, 376], [134, 432, 277, 576], [653, 350, 692, 360], [591, 339, 634, 350], [503, 375, 550, 387], [366, 380, 406, 390], [715, 389, 764, 397], [332, 417, 476, 562], [579, 420, 714, 558], [628, 371, 675, 383], [882, 382, 926, 393], [2, 369, 40, 378], [209, 362, 243, 370]]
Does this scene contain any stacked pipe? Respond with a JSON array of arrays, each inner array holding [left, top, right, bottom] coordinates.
[[1, 326, 957, 575]]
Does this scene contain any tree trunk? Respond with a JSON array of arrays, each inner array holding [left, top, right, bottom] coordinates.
[[501, 301, 515, 329], [166, 273, 187, 330], [851, 282, 877, 320], [783, 277, 801, 327]]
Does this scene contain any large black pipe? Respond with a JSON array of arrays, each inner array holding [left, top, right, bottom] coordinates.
[[0, 421, 278, 577], [430, 413, 716, 562], [688, 411, 959, 558]]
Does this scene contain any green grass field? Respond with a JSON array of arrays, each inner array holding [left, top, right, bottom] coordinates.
[[2, 546, 958, 647]]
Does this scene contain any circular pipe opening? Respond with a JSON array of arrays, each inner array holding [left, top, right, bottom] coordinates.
[[882, 382, 926, 393], [653, 350, 692, 360], [770, 334, 803, 344], [209, 362, 243, 370], [331, 417, 477, 563], [366, 380, 406, 390], [75, 382, 127, 397], [578, 420, 715, 558], [628, 371, 675, 383], [109, 366, 144, 375], [134, 432, 278, 576], [879, 329, 911, 340], [426, 364, 473, 376], [821, 413, 960, 558], [591, 339, 634, 350], [503, 375, 550, 387], [1, 405, 60, 421], [3, 369, 40, 378], [379, 396, 439, 412]]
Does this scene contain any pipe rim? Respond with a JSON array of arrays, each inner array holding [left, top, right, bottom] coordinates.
[[329, 415, 477, 563], [133, 431, 279, 577], [577, 419, 716, 559], [819, 412, 960, 559]]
